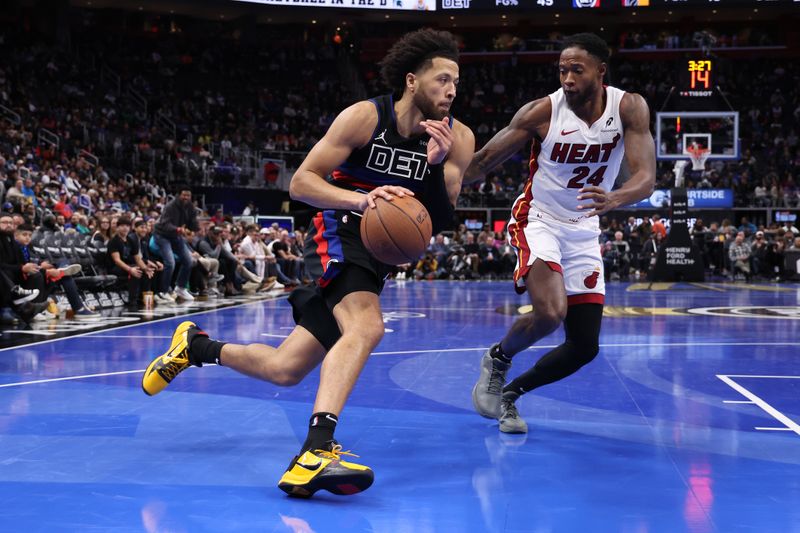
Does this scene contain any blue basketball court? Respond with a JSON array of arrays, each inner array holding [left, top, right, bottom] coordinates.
[[0, 281, 797, 532]]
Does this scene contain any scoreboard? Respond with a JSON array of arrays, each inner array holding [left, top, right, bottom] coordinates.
[[439, 0, 791, 9], [680, 58, 714, 98], [233, 0, 792, 10]]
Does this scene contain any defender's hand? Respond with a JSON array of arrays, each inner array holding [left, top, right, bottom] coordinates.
[[577, 186, 619, 218]]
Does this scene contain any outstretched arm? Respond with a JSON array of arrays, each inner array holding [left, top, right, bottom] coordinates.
[[462, 97, 550, 185]]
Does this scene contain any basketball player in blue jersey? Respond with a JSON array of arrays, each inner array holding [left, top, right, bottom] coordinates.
[[141, 28, 475, 497], [467, 33, 655, 433]]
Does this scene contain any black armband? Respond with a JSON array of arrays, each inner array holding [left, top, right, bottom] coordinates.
[[423, 163, 455, 234]]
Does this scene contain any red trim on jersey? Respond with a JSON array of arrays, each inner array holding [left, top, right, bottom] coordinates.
[[331, 170, 376, 191], [312, 213, 331, 275], [567, 293, 605, 306], [509, 139, 541, 293], [527, 138, 541, 182]]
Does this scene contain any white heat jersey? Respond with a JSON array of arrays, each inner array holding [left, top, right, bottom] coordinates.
[[522, 86, 626, 226]]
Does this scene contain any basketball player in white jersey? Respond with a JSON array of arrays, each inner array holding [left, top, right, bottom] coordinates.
[[467, 33, 655, 433]]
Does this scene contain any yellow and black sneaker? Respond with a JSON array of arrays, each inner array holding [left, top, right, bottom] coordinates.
[[278, 444, 374, 498], [141, 320, 204, 396]]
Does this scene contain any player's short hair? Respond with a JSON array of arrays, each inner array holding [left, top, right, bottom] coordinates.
[[561, 33, 610, 64], [380, 28, 459, 95]]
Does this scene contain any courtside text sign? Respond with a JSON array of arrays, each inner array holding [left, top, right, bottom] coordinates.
[[629, 189, 733, 209], [235, 0, 436, 9]]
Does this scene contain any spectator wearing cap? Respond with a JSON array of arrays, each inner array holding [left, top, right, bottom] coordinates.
[[133, 219, 163, 300], [0, 212, 49, 322], [729, 231, 752, 281], [54, 191, 73, 219], [13, 222, 96, 318], [750, 230, 769, 279], [108, 216, 152, 309], [152, 186, 198, 302]]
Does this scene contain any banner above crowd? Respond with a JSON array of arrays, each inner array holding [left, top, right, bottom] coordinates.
[[235, 0, 436, 10]]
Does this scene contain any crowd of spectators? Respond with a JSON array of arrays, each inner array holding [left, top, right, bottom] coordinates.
[[1, 16, 799, 329], [2, 17, 796, 206], [398, 212, 800, 284], [0, 182, 308, 329]]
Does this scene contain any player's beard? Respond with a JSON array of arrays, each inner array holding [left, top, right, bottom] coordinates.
[[413, 90, 447, 121], [565, 81, 600, 110]]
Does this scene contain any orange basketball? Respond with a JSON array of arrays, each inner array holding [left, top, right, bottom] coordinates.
[[360, 195, 432, 266]]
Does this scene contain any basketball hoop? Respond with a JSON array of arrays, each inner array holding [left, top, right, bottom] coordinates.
[[686, 145, 710, 171]]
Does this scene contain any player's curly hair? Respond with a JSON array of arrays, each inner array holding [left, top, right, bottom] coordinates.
[[561, 33, 610, 63], [379, 28, 459, 95]]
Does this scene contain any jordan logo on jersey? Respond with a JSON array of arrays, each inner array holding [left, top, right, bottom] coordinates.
[[549, 133, 621, 164], [374, 129, 388, 144], [366, 144, 429, 181]]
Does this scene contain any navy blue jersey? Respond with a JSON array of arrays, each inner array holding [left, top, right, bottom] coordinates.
[[330, 94, 452, 194], [305, 95, 455, 289]]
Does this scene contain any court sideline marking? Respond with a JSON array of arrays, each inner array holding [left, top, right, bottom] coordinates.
[[0, 296, 288, 354], [716, 374, 800, 436]]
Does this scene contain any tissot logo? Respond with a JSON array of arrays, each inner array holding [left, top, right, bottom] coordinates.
[[442, 0, 470, 7]]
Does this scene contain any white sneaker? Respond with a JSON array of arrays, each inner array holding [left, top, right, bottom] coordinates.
[[58, 264, 83, 277], [175, 287, 195, 301], [156, 292, 176, 304], [271, 282, 285, 290], [242, 281, 260, 294], [32, 310, 58, 321]]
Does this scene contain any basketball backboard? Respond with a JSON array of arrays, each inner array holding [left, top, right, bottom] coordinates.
[[655, 111, 739, 161]]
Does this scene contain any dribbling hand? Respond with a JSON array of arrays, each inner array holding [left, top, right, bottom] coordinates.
[[422, 118, 454, 165], [360, 185, 415, 211]]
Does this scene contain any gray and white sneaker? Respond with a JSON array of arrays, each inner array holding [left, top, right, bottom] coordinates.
[[472, 343, 510, 419], [11, 286, 39, 305], [498, 391, 528, 434]]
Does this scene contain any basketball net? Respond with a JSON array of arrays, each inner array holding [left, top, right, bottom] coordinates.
[[686, 145, 710, 171]]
